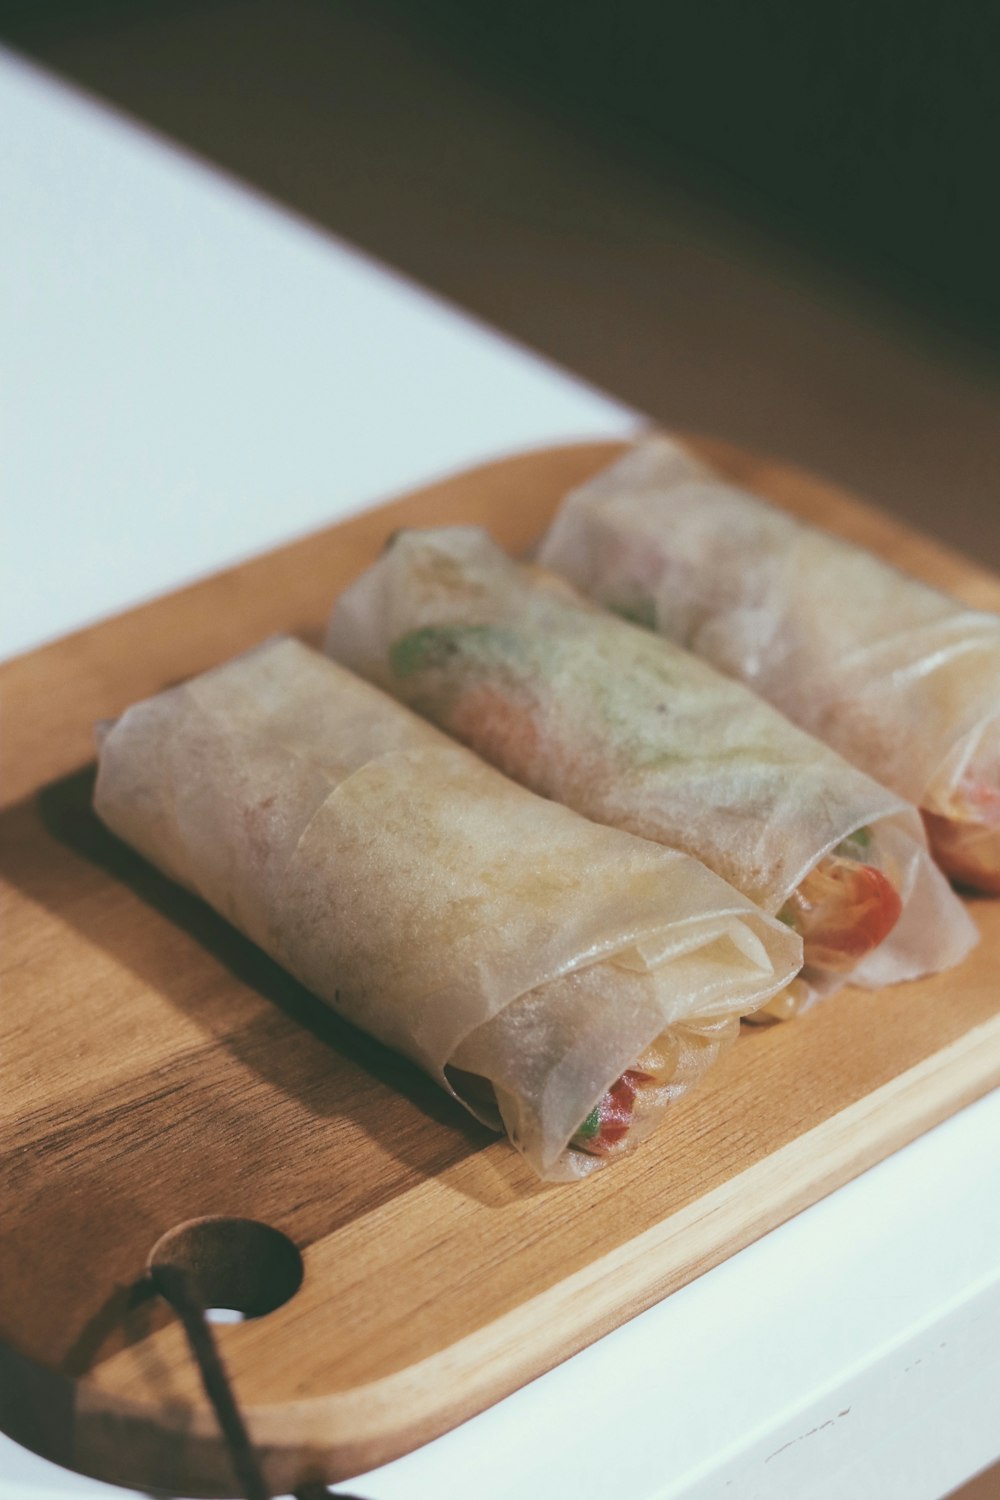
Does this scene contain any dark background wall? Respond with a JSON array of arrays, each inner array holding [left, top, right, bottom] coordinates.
[[3, 0, 998, 562], [6, 0, 998, 347], [384, 0, 1000, 350]]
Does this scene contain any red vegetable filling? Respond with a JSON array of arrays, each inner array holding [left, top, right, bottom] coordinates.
[[782, 853, 902, 974], [572, 1068, 655, 1156]]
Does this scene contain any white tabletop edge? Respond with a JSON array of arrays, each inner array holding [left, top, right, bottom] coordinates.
[[1, 44, 636, 660]]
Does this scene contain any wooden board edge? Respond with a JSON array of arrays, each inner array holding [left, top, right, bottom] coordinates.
[[7, 430, 1000, 809], [21, 1012, 999, 1496], [0, 440, 628, 809]]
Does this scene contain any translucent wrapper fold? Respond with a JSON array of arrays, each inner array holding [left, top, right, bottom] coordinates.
[[538, 435, 1000, 889], [327, 528, 976, 1004], [94, 637, 801, 1180]]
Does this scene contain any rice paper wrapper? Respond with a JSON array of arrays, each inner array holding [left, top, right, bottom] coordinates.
[[94, 637, 801, 1180], [327, 527, 976, 991], [537, 434, 1000, 823]]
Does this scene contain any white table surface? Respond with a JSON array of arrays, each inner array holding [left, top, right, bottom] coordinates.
[[3, 45, 998, 1500]]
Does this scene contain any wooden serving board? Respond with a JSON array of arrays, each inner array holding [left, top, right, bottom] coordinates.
[[2, 437, 999, 1497]]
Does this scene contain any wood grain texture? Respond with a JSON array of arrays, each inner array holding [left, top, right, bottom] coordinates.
[[2, 437, 999, 1495]]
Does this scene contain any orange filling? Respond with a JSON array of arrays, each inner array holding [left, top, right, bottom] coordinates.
[[923, 806, 1000, 893], [450, 685, 541, 783], [783, 853, 903, 974]]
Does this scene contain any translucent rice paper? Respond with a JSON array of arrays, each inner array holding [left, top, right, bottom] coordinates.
[[326, 527, 976, 994], [538, 434, 1000, 830], [94, 637, 801, 1180]]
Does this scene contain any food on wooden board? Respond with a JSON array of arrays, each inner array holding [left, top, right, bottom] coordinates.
[[94, 637, 801, 1178], [327, 528, 975, 1018], [538, 434, 1000, 894]]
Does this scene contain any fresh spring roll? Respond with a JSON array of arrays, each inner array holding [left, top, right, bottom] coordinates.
[[538, 434, 1000, 894], [93, 637, 801, 1180], [326, 528, 976, 1016]]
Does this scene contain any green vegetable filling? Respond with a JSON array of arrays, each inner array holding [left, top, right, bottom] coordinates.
[[611, 597, 657, 630], [834, 825, 873, 861], [389, 624, 514, 679]]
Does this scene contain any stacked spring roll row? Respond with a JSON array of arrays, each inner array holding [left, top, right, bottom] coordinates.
[[326, 529, 975, 1020], [95, 437, 993, 1181]]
